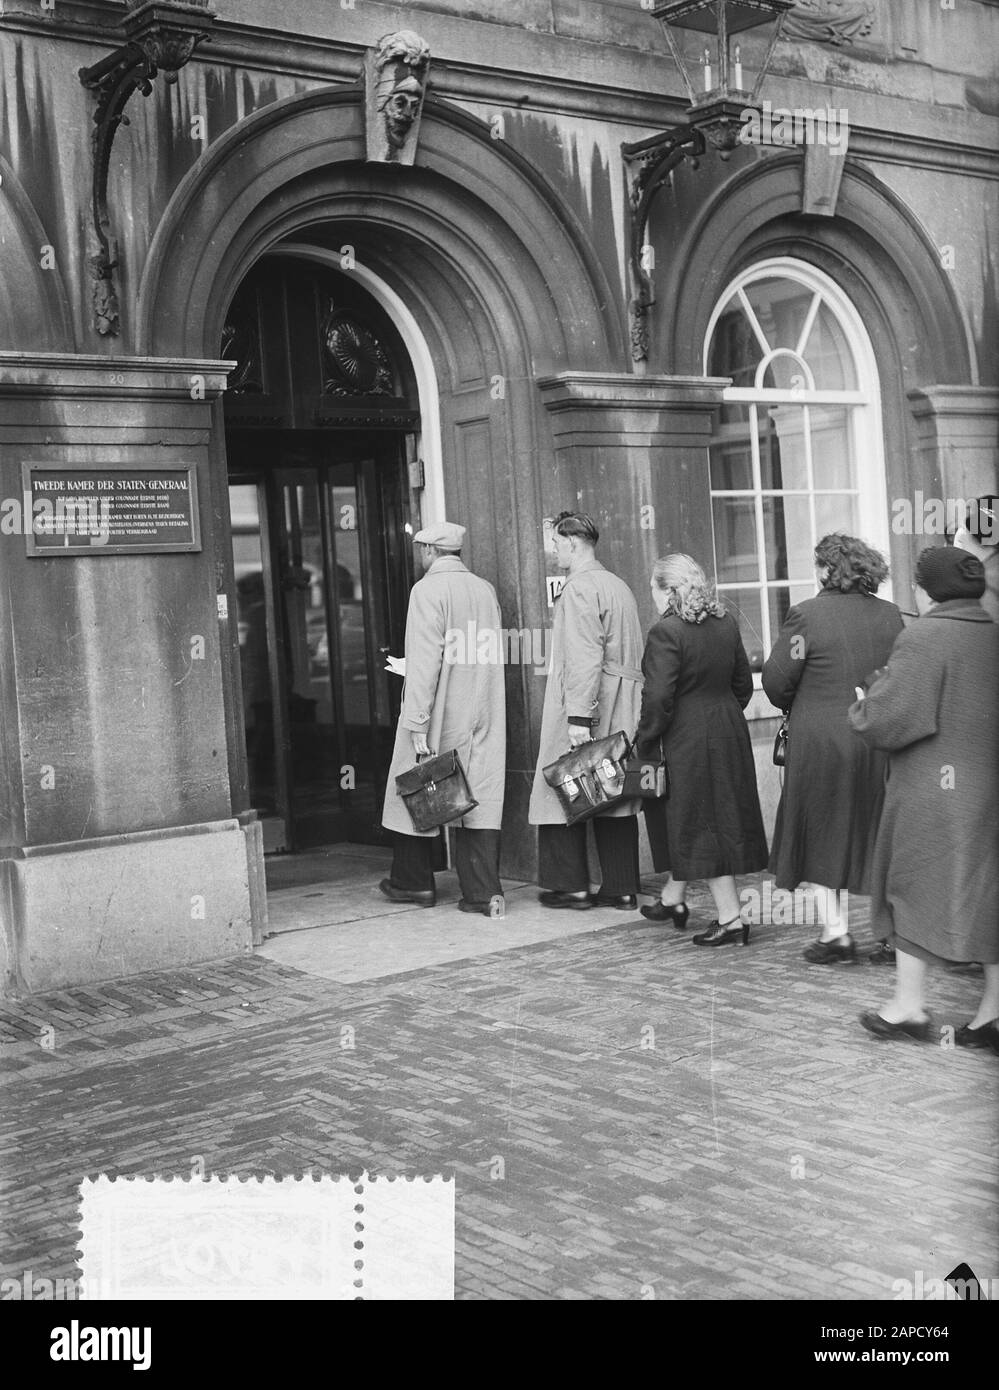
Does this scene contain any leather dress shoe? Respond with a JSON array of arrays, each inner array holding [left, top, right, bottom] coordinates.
[[804, 936, 856, 964], [858, 1010, 933, 1042], [640, 901, 690, 928], [591, 894, 638, 911], [378, 878, 436, 908], [458, 895, 506, 919], [692, 917, 750, 947], [538, 890, 592, 910], [955, 1019, 999, 1051]]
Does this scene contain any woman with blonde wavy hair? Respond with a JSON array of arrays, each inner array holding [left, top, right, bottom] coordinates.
[[634, 554, 769, 944]]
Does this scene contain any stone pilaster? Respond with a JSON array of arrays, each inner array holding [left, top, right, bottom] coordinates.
[[0, 353, 258, 994]]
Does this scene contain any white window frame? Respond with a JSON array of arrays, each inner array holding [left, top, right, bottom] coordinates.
[[702, 257, 892, 697]]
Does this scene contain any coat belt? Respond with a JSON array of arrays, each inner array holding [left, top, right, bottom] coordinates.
[[601, 660, 642, 682]]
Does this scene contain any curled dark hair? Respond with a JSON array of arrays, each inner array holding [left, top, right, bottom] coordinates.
[[552, 511, 599, 545], [814, 533, 888, 594]]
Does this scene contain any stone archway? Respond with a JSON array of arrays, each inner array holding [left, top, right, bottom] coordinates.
[[136, 87, 623, 369], [655, 154, 972, 387], [649, 152, 981, 597], [137, 85, 625, 874], [0, 154, 75, 353]]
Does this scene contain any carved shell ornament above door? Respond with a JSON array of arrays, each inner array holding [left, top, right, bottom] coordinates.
[[322, 309, 395, 397]]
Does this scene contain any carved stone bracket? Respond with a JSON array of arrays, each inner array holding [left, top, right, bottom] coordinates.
[[79, 1, 215, 335], [622, 126, 703, 365]]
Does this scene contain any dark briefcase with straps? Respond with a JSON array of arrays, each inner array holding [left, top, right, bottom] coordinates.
[[542, 731, 631, 826], [396, 749, 478, 832]]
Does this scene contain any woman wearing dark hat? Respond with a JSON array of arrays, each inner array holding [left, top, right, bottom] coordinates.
[[762, 535, 904, 962], [849, 546, 999, 1048]]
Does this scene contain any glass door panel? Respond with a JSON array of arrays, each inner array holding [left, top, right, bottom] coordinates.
[[228, 435, 413, 850], [275, 468, 350, 846], [231, 479, 286, 849]]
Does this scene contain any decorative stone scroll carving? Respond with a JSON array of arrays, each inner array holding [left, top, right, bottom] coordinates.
[[364, 30, 431, 165], [220, 304, 264, 395], [79, 1, 215, 335], [783, 0, 875, 47]]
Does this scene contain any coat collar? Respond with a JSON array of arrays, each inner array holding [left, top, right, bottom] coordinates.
[[426, 555, 467, 575], [564, 557, 604, 582], [922, 598, 993, 624]]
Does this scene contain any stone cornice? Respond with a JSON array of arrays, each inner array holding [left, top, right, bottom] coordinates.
[[0, 352, 234, 398], [908, 386, 999, 419], [1, 1, 997, 173], [538, 372, 731, 410]]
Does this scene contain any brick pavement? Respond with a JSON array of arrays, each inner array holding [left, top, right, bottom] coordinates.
[[1, 877, 997, 1300]]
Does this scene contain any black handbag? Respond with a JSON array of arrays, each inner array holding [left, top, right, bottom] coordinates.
[[543, 731, 631, 826], [395, 749, 478, 832], [772, 712, 789, 767], [623, 742, 669, 800]]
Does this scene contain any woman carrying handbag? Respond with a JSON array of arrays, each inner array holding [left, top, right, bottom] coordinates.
[[634, 555, 768, 945], [762, 534, 903, 963]]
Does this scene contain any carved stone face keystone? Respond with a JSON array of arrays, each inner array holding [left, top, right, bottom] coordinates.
[[364, 30, 431, 165], [383, 79, 423, 149]]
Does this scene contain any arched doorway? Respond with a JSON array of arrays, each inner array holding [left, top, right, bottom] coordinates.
[[223, 254, 422, 850], [136, 86, 623, 886]]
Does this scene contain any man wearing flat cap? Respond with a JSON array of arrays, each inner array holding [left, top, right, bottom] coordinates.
[[380, 522, 507, 916]]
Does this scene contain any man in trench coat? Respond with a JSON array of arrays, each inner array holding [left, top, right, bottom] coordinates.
[[380, 522, 507, 917], [528, 512, 644, 909]]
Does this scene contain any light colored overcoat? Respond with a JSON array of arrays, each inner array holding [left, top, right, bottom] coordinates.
[[848, 600, 999, 963], [382, 556, 506, 836], [528, 557, 644, 824]]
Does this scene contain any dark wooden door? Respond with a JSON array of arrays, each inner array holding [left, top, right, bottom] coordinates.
[[229, 434, 415, 849]]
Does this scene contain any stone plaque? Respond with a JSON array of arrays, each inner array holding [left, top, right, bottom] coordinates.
[[20, 464, 201, 555]]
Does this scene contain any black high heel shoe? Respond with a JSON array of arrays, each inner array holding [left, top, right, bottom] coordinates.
[[639, 901, 690, 928], [692, 916, 750, 947]]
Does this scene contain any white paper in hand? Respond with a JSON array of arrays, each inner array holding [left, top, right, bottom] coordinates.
[[385, 656, 406, 677]]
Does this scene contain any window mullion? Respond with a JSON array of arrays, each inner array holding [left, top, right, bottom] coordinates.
[[797, 290, 822, 358], [738, 287, 771, 358], [750, 402, 769, 659], [803, 403, 817, 557]]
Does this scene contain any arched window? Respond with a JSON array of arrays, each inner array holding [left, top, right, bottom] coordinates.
[[703, 258, 890, 672]]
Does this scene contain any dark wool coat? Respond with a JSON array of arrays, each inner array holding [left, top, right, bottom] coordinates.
[[634, 610, 768, 879], [848, 600, 999, 963], [762, 589, 904, 892], [382, 557, 506, 836]]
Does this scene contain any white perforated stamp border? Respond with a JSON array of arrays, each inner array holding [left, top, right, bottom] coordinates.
[[78, 1173, 454, 1301]]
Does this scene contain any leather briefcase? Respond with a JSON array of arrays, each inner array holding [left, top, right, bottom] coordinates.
[[622, 742, 669, 800], [543, 731, 631, 826], [396, 749, 478, 832]]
